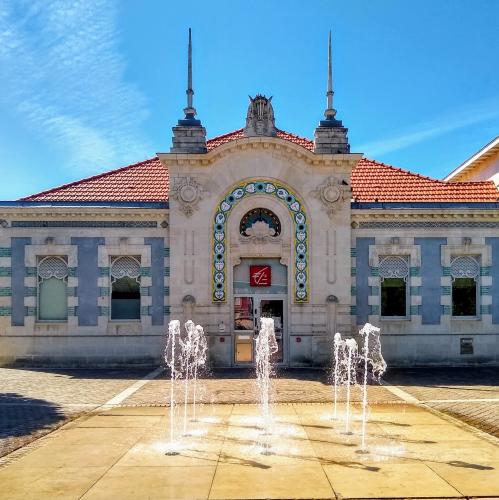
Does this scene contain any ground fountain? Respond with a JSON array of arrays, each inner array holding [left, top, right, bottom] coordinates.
[[191, 324, 208, 422], [255, 317, 278, 455], [358, 322, 387, 452], [343, 337, 358, 435], [331, 332, 346, 420], [180, 320, 196, 436], [164, 317, 386, 458], [164, 319, 181, 455]]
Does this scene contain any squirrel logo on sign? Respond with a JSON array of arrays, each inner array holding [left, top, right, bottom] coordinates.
[[250, 265, 271, 287]]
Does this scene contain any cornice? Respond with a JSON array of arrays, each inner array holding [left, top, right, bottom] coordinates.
[[158, 136, 362, 169], [0, 206, 169, 220], [351, 209, 499, 222]]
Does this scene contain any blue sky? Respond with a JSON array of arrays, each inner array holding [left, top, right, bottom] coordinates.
[[0, 0, 498, 199]]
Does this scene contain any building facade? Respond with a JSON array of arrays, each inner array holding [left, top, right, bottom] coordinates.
[[1, 36, 498, 367]]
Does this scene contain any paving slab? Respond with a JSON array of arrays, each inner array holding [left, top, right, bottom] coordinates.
[[323, 462, 461, 498], [426, 460, 499, 497], [81, 465, 216, 500], [0, 466, 108, 500], [209, 464, 333, 499], [78, 414, 163, 428]]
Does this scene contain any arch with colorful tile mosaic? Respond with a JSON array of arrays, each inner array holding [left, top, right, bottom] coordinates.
[[212, 179, 308, 303]]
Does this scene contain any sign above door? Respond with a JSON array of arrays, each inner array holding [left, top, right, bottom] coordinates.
[[250, 265, 271, 287]]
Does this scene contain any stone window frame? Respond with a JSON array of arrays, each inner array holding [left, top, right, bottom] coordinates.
[[450, 255, 480, 318], [98, 243, 152, 328], [441, 243, 491, 321], [37, 255, 69, 322], [369, 243, 421, 321], [25, 244, 78, 329], [110, 255, 142, 321]]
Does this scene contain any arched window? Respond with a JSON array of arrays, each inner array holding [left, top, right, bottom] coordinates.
[[38, 256, 68, 321], [111, 256, 141, 320], [240, 208, 281, 237], [379, 256, 409, 317], [451, 256, 479, 317]]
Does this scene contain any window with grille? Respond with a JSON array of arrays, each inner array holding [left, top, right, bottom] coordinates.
[[451, 256, 479, 317], [379, 256, 409, 317], [38, 256, 68, 321], [111, 256, 141, 320]]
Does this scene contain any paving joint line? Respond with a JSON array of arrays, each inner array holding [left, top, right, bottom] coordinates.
[[381, 380, 499, 446], [92, 366, 164, 412], [431, 399, 495, 405], [207, 403, 234, 500]]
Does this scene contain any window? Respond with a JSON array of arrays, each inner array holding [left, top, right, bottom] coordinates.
[[234, 296, 254, 330], [38, 256, 68, 321], [451, 256, 479, 317], [379, 256, 408, 317], [111, 256, 141, 320], [240, 208, 281, 237]]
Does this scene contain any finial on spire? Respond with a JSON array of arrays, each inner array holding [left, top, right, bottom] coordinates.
[[183, 27, 197, 120], [324, 30, 336, 120], [313, 30, 350, 153], [170, 28, 206, 153]]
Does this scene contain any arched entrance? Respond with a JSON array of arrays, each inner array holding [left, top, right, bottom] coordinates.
[[212, 179, 308, 366], [212, 179, 309, 303]]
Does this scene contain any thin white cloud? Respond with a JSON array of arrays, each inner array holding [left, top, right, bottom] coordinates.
[[0, 0, 152, 174], [357, 97, 499, 156]]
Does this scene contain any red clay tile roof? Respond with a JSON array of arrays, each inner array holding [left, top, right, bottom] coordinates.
[[206, 128, 314, 151], [352, 158, 499, 202], [20, 130, 499, 203], [21, 157, 168, 202]]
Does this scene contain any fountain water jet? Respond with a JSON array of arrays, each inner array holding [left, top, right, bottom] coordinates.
[[191, 324, 208, 422], [332, 332, 346, 420], [358, 323, 387, 452], [344, 337, 358, 435], [164, 320, 181, 454], [255, 317, 278, 455], [180, 321, 196, 436]]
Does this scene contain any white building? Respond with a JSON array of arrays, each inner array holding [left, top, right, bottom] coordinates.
[[1, 33, 498, 367]]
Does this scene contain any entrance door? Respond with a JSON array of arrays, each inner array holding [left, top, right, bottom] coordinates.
[[234, 295, 285, 365]]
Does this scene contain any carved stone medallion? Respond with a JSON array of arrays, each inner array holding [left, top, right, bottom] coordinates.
[[171, 176, 205, 216], [311, 176, 348, 217]]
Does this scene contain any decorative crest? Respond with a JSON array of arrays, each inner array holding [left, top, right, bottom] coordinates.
[[243, 95, 277, 137], [171, 176, 206, 216], [311, 176, 349, 217]]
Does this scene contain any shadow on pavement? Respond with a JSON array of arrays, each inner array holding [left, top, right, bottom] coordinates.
[[384, 366, 499, 388], [1, 366, 154, 380], [0, 393, 66, 440]]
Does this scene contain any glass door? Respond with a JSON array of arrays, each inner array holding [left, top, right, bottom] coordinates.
[[234, 296, 255, 363], [259, 299, 284, 363], [233, 295, 285, 365]]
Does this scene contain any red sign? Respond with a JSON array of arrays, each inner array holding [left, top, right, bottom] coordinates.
[[250, 265, 271, 287]]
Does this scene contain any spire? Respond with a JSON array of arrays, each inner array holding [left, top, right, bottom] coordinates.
[[313, 31, 350, 154], [184, 28, 196, 120], [324, 30, 336, 120], [170, 28, 207, 153]]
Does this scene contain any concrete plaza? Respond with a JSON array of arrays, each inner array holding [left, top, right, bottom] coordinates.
[[1, 401, 498, 499], [0, 367, 498, 499]]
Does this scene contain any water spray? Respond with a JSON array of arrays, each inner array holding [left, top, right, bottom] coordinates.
[[165, 320, 181, 454], [344, 337, 358, 435]]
